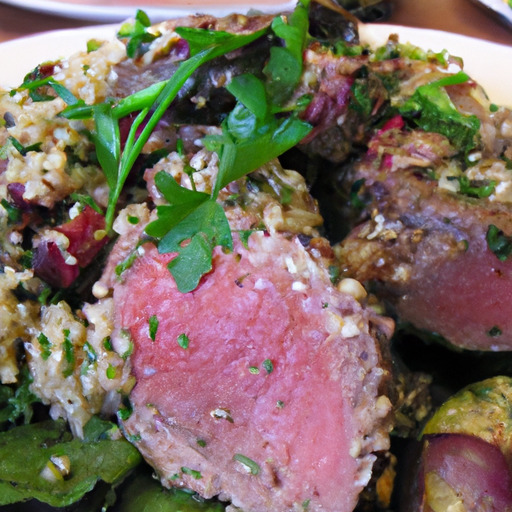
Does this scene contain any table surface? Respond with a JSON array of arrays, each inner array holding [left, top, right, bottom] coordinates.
[[0, 0, 511, 45]]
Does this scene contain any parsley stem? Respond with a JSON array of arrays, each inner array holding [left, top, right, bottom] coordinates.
[[103, 27, 267, 231]]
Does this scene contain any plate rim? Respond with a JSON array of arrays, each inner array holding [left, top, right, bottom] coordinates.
[[0, 0, 298, 22], [0, 21, 511, 107]]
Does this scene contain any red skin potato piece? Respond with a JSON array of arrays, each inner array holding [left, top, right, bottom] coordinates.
[[116, 232, 392, 512], [55, 205, 108, 267], [415, 434, 512, 512]]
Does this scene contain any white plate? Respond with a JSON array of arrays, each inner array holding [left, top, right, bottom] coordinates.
[[0, 0, 297, 22], [0, 23, 511, 108]]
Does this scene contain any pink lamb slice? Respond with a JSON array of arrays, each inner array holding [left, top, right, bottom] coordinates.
[[114, 231, 392, 512]]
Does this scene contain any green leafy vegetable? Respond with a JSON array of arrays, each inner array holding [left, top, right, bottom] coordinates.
[[264, 0, 310, 107], [0, 418, 141, 507], [0, 367, 39, 425], [114, 467, 224, 511], [486, 224, 512, 262], [399, 71, 481, 153]]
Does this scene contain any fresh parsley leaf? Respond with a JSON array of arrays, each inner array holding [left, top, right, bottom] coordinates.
[[157, 199, 232, 255], [264, 0, 310, 107], [213, 111, 312, 195], [226, 74, 268, 120]]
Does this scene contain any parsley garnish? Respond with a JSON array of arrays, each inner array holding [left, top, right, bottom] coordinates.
[[58, 4, 312, 293], [486, 224, 512, 261], [233, 454, 260, 475], [448, 175, 496, 198], [148, 315, 159, 342], [62, 329, 75, 377], [37, 333, 52, 360], [262, 359, 274, 374], [181, 466, 202, 479], [177, 333, 190, 349]]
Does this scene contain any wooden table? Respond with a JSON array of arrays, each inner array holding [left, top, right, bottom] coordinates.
[[0, 0, 511, 45]]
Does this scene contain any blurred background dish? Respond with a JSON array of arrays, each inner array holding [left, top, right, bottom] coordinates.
[[469, 0, 512, 29], [0, 0, 391, 22]]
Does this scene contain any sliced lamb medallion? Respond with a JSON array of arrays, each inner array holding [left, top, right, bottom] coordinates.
[[114, 231, 392, 512]]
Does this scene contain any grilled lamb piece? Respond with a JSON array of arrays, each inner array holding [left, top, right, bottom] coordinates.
[[335, 82, 512, 350], [103, 153, 394, 512]]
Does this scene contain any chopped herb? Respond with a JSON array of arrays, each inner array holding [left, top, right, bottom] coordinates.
[[37, 333, 52, 360], [69, 192, 103, 214], [487, 326, 502, 337], [148, 315, 159, 342], [103, 336, 113, 351], [106, 364, 117, 380], [262, 359, 274, 374], [280, 186, 293, 205], [489, 103, 499, 113], [486, 224, 512, 261], [502, 155, 512, 170], [328, 265, 341, 285], [122, 341, 134, 360], [351, 78, 372, 116], [19, 250, 33, 269], [448, 175, 496, 198], [177, 333, 190, 349], [233, 454, 260, 475], [127, 215, 140, 225], [181, 466, 202, 479], [62, 330, 75, 378], [238, 230, 257, 249], [302, 499, 311, 510], [176, 138, 185, 157], [127, 432, 142, 443], [322, 302, 329, 309], [1, 198, 21, 224], [276, 400, 285, 409], [115, 249, 140, 278], [8, 136, 42, 156], [38, 287, 52, 306], [249, 366, 260, 375], [118, 405, 132, 421], [197, 439, 207, 447], [86, 39, 103, 53]]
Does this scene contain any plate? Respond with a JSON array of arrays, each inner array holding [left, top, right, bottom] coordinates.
[[0, 22, 511, 108], [0, 0, 297, 22], [469, 0, 512, 29]]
